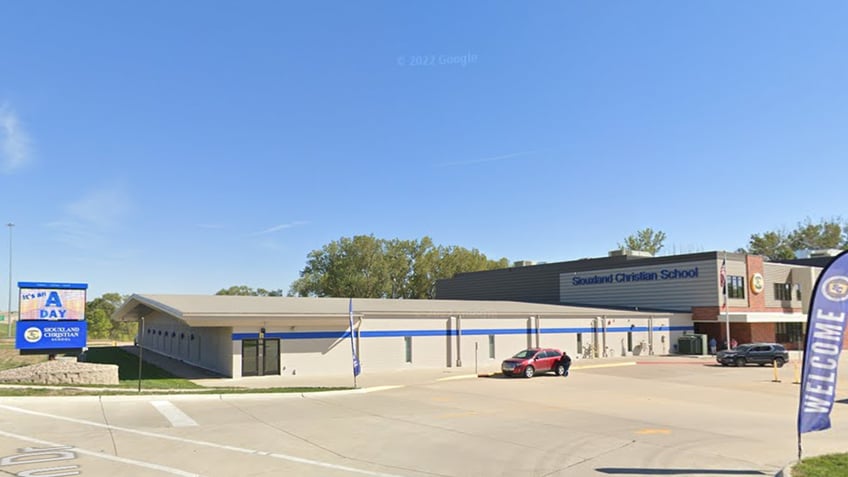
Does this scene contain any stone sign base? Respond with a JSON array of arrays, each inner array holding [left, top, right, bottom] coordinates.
[[0, 360, 119, 385]]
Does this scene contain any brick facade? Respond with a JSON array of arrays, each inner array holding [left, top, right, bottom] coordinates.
[[745, 255, 767, 311]]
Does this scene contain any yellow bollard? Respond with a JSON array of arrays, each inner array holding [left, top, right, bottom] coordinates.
[[793, 361, 801, 385], [772, 360, 781, 383]]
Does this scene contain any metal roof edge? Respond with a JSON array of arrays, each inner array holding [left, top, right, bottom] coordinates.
[[112, 294, 185, 321]]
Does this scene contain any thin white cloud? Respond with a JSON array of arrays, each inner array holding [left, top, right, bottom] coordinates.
[[46, 184, 131, 249], [436, 150, 542, 167], [250, 221, 309, 236], [0, 104, 32, 173], [66, 185, 131, 227]]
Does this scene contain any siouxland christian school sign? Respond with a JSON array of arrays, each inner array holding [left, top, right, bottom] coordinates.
[[15, 282, 88, 351], [571, 267, 700, 286]]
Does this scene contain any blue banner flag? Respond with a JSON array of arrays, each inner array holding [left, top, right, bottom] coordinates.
[[349, 298, 361, 377], [798, 250, 848, 439]]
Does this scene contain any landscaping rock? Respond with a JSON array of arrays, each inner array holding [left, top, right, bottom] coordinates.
[[0, 360, 119, 385]]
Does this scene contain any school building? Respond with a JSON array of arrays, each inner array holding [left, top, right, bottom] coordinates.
[[112, 295, 691, 378], [436, 250, 843, 350]]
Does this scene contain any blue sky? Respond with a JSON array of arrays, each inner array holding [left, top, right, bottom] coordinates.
[[1, 1, 847, 304]]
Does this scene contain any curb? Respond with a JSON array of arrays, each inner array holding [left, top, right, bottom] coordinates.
[[0, 384, 406, 403], [436, 374, 478, 382], [775, 461, 794, 477], [477, 372, 500, 378]]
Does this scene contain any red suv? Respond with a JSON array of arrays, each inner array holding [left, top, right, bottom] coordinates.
[[501, 348, 564, 378]]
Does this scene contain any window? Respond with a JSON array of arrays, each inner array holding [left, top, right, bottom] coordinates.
[[488, 335, 495, 359], [776, 322, 803, 343], [404, 336, 412, 363], [627, 331, 633, 352], [795, 284, 802, 301], [728, 276, 745, 299], [577, 333, 583, 355], [774, 283, 792, 301]]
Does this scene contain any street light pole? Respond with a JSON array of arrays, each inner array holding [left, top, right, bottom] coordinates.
[[6, 223, 13, 339]]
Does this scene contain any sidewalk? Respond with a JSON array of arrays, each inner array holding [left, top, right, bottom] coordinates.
[[118, 345, 737, 390], [192, 353, 718, 389]]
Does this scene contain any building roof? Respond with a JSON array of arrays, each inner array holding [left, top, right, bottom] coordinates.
[[112, 294, 675, 327], [436, 250, 741, 303]]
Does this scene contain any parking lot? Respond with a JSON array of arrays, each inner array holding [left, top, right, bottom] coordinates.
[[1, 356, 846, 477]]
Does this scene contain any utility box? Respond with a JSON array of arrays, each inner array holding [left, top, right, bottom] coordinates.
[[678, 334, 709, 355], [677, 335, 697, 354]]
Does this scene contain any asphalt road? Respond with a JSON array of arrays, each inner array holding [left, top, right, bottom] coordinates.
[[0, 359, 846, 477]]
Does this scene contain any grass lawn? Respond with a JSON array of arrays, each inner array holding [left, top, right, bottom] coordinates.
[[792, 453, 848, 477], [0, 343, 47, 371], [0, 344, 351, 396], [82, 346, 203, 389]]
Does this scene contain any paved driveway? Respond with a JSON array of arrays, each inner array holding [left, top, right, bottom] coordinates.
[[0, 357, 845, 476]]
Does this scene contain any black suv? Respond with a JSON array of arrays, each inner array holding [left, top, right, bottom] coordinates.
[[716, 343, 789, 367]]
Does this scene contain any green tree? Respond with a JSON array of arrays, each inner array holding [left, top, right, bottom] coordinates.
[[85, 292, 135, 340], [744, 218, 846, 259], [86, 308, 113, 338], [618, 228, 667, 255], [289, 235, 508, 298], [411, 245, 510, 299], [384, 238, 420, 298], [746, 230, 795, 260], [788, 218, 844, 251], [289, 235, 389, 298], [215, 286, 283, 296]]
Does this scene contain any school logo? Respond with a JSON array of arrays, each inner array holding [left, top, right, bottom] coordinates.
[[24, 327, 42, 343], [821, 276, 848, 302], [750, 273, 765, 295]]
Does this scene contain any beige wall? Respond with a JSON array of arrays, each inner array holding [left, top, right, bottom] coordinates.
[[725, 258, 748, 308], [161, 312, 695, 378], [231, 325, 358, 378], [354, 313, 692, 373], [277, 332, 354, 377], [138, 312, 232, 377], [762, 263, 821, 309]]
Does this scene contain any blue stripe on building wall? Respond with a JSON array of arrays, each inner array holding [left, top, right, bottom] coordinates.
[[231, 325, 694, 341]]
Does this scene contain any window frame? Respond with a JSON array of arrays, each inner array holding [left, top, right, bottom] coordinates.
[[727, 275, 746, 299], [774, 282, 792, 301]]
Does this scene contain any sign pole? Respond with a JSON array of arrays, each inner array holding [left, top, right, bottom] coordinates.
[[724, 252, 731, 350], [6, 223, 13, 338], [138, 316, 144, 393]]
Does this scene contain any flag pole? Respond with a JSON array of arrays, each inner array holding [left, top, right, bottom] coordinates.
[[349, 298, 360, 388], [724, 252, 731, 350]]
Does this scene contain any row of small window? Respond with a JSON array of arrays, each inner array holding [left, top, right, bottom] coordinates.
[[145, 329, 195, 340], [726, 277, 802, 301], [774, 283, 802, 301], [402, 335, 500, 363]]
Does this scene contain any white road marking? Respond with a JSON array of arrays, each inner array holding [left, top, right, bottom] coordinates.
[[0, 429, 199, 476], [0, 404, 405, 477], [151, 400, 198, 427]]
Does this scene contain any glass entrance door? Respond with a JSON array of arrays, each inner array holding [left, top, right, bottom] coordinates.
[[263, 339, 280, 375], [242, 340, 259, 377], [242, 339, 280, 377]]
